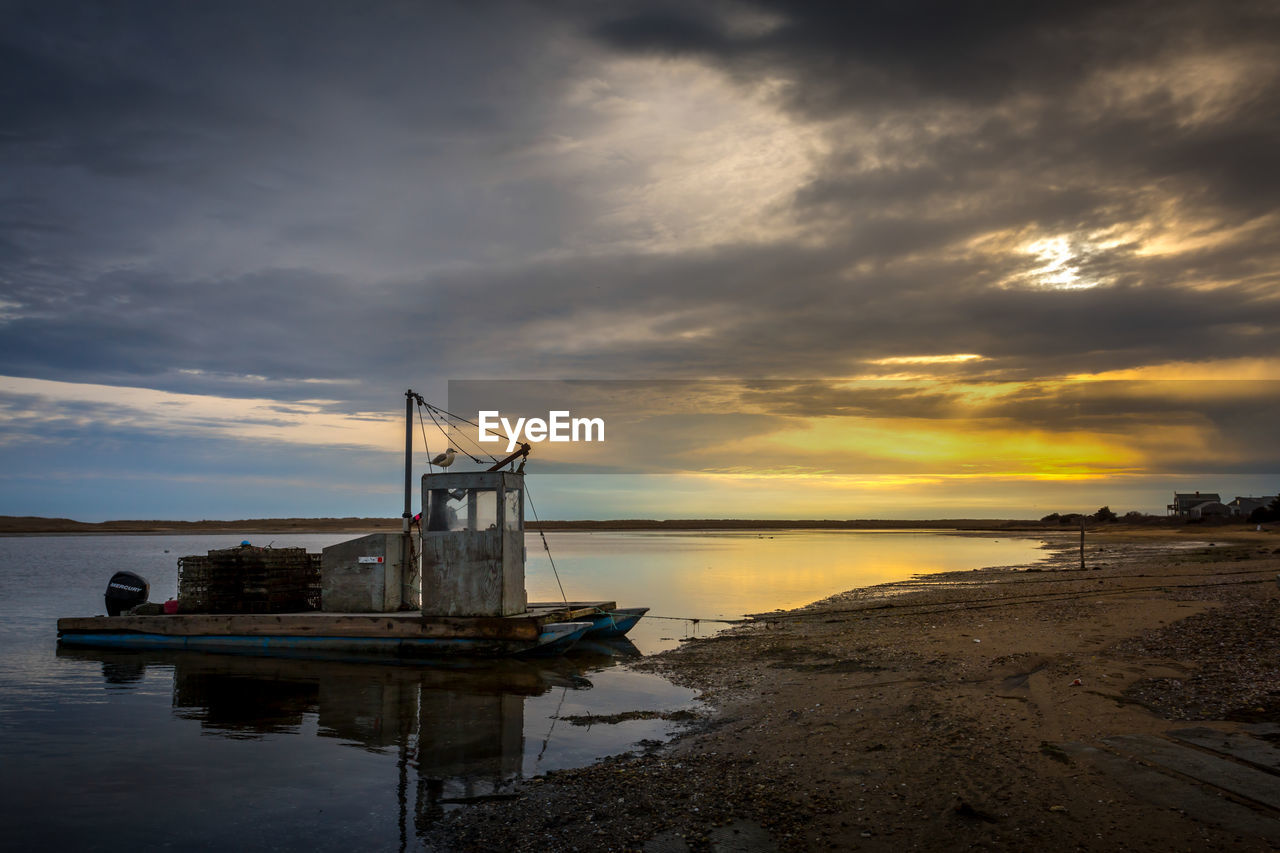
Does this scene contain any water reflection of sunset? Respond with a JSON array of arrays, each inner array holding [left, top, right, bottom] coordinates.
[[525, 530, 1048, 651]]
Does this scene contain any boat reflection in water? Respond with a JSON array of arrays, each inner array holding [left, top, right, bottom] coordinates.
[[56, 640, 666, 834]]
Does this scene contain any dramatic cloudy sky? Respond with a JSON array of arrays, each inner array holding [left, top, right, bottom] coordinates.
[[2, 0, 1278, 520]]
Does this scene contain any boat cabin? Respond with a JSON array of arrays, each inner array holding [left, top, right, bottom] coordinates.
[[420, 470, 527, 618]]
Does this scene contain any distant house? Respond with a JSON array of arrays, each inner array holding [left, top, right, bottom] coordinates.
[[1229, 496, 1278, 518], [1188, 501, 1231, 519], [1168, 492, 1221, 516]]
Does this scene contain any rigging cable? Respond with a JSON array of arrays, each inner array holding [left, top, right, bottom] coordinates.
[[417, 404, 436, 473], [420, 402, 492, 433], [536, 686, 569, 766], [420, 403, 498, 465], [523, 486, 569, 607], [589, 609, 744, 625], [419, 401, 491, 465], [422, 404, 452, 460], [426, 402, 513, 466]]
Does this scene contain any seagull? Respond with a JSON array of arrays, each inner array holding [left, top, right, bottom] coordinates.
[[430, 448, 457, 468]]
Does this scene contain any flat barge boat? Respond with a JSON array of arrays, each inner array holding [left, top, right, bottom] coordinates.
[[56, 603, 619, 659], [57, 390, 647, 661]]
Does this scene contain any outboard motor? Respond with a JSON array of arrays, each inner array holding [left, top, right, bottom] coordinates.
[[105, 571, 149, 617]]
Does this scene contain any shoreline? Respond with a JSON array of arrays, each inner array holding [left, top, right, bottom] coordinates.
[[0, 514, 1219, 537], [430, 527, 1280, 851]]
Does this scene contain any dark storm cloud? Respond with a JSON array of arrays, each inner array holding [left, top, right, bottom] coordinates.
[[592, 1, 1279, 109], [3, 1, 1279, 413], [395, 0, 1280, 383], [0, 0, 601, 408], [398, 240, 1280, 381], [582, 0, 1280, 356]]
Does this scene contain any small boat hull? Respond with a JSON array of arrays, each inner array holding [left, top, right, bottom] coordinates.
[[585, 607, 649, 638]]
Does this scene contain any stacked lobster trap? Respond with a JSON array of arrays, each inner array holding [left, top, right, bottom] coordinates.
[[177, 545, 321, 614]]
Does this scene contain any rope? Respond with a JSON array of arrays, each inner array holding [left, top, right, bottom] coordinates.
[[525, 486, 568, 606], [628, 613, 743, 624], [421, 402, 490, 433], [417, 405, 435, 473], [539, 531, 568, 606], [748, 575, 1276, 622], [421, 403, 498, 465], [581, 605, 745, 625], [420, 401, 490, 464], [422, 405, 453, 463], [536, 686, 569, 766], [523, 574, 1273, 635]]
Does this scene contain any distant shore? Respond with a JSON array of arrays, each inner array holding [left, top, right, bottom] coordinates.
[[0, 516, 405, 535], [0, 514, 1191, 535]]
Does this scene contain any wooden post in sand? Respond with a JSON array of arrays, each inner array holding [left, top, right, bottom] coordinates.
[[1080, 518, 1085, 570]]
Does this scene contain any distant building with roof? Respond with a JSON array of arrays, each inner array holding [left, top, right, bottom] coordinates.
[[1168, 491, 1277, 519], [1229, 496, 1278, 518], [1168, 492, 1221, 516]]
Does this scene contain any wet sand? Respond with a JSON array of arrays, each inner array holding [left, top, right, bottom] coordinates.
[[429, 527, 1280, 851]]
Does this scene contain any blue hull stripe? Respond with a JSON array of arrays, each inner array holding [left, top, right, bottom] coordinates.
[[59, 625, 593, 659]]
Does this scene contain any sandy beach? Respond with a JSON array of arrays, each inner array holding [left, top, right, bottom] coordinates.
[[429, 527, 1280, 852]]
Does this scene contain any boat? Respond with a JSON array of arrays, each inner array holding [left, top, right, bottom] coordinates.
[[586, 606, 650, 638], [56, 612, 598, 659], [56, 390, 646, 660], [531, 602, 650, 638]]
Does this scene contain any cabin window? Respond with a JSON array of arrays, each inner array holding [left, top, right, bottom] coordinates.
[[470, 489, 498, 531], [503, 488, 522, 530], [426, 487, 498, 532]]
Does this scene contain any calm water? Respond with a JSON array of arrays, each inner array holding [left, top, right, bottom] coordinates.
[[525, 529, 1048, 651], [0, 531, 1044, 851]]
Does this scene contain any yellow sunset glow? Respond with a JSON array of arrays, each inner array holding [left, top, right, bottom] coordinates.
[[1068, 358, 1280, 381], [866, 354, 987, 365], [754, 418, 1140, 476]]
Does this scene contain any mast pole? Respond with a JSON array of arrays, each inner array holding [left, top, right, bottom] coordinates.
[[403, 389, 414, 534], [401, 389, 416, 610]]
